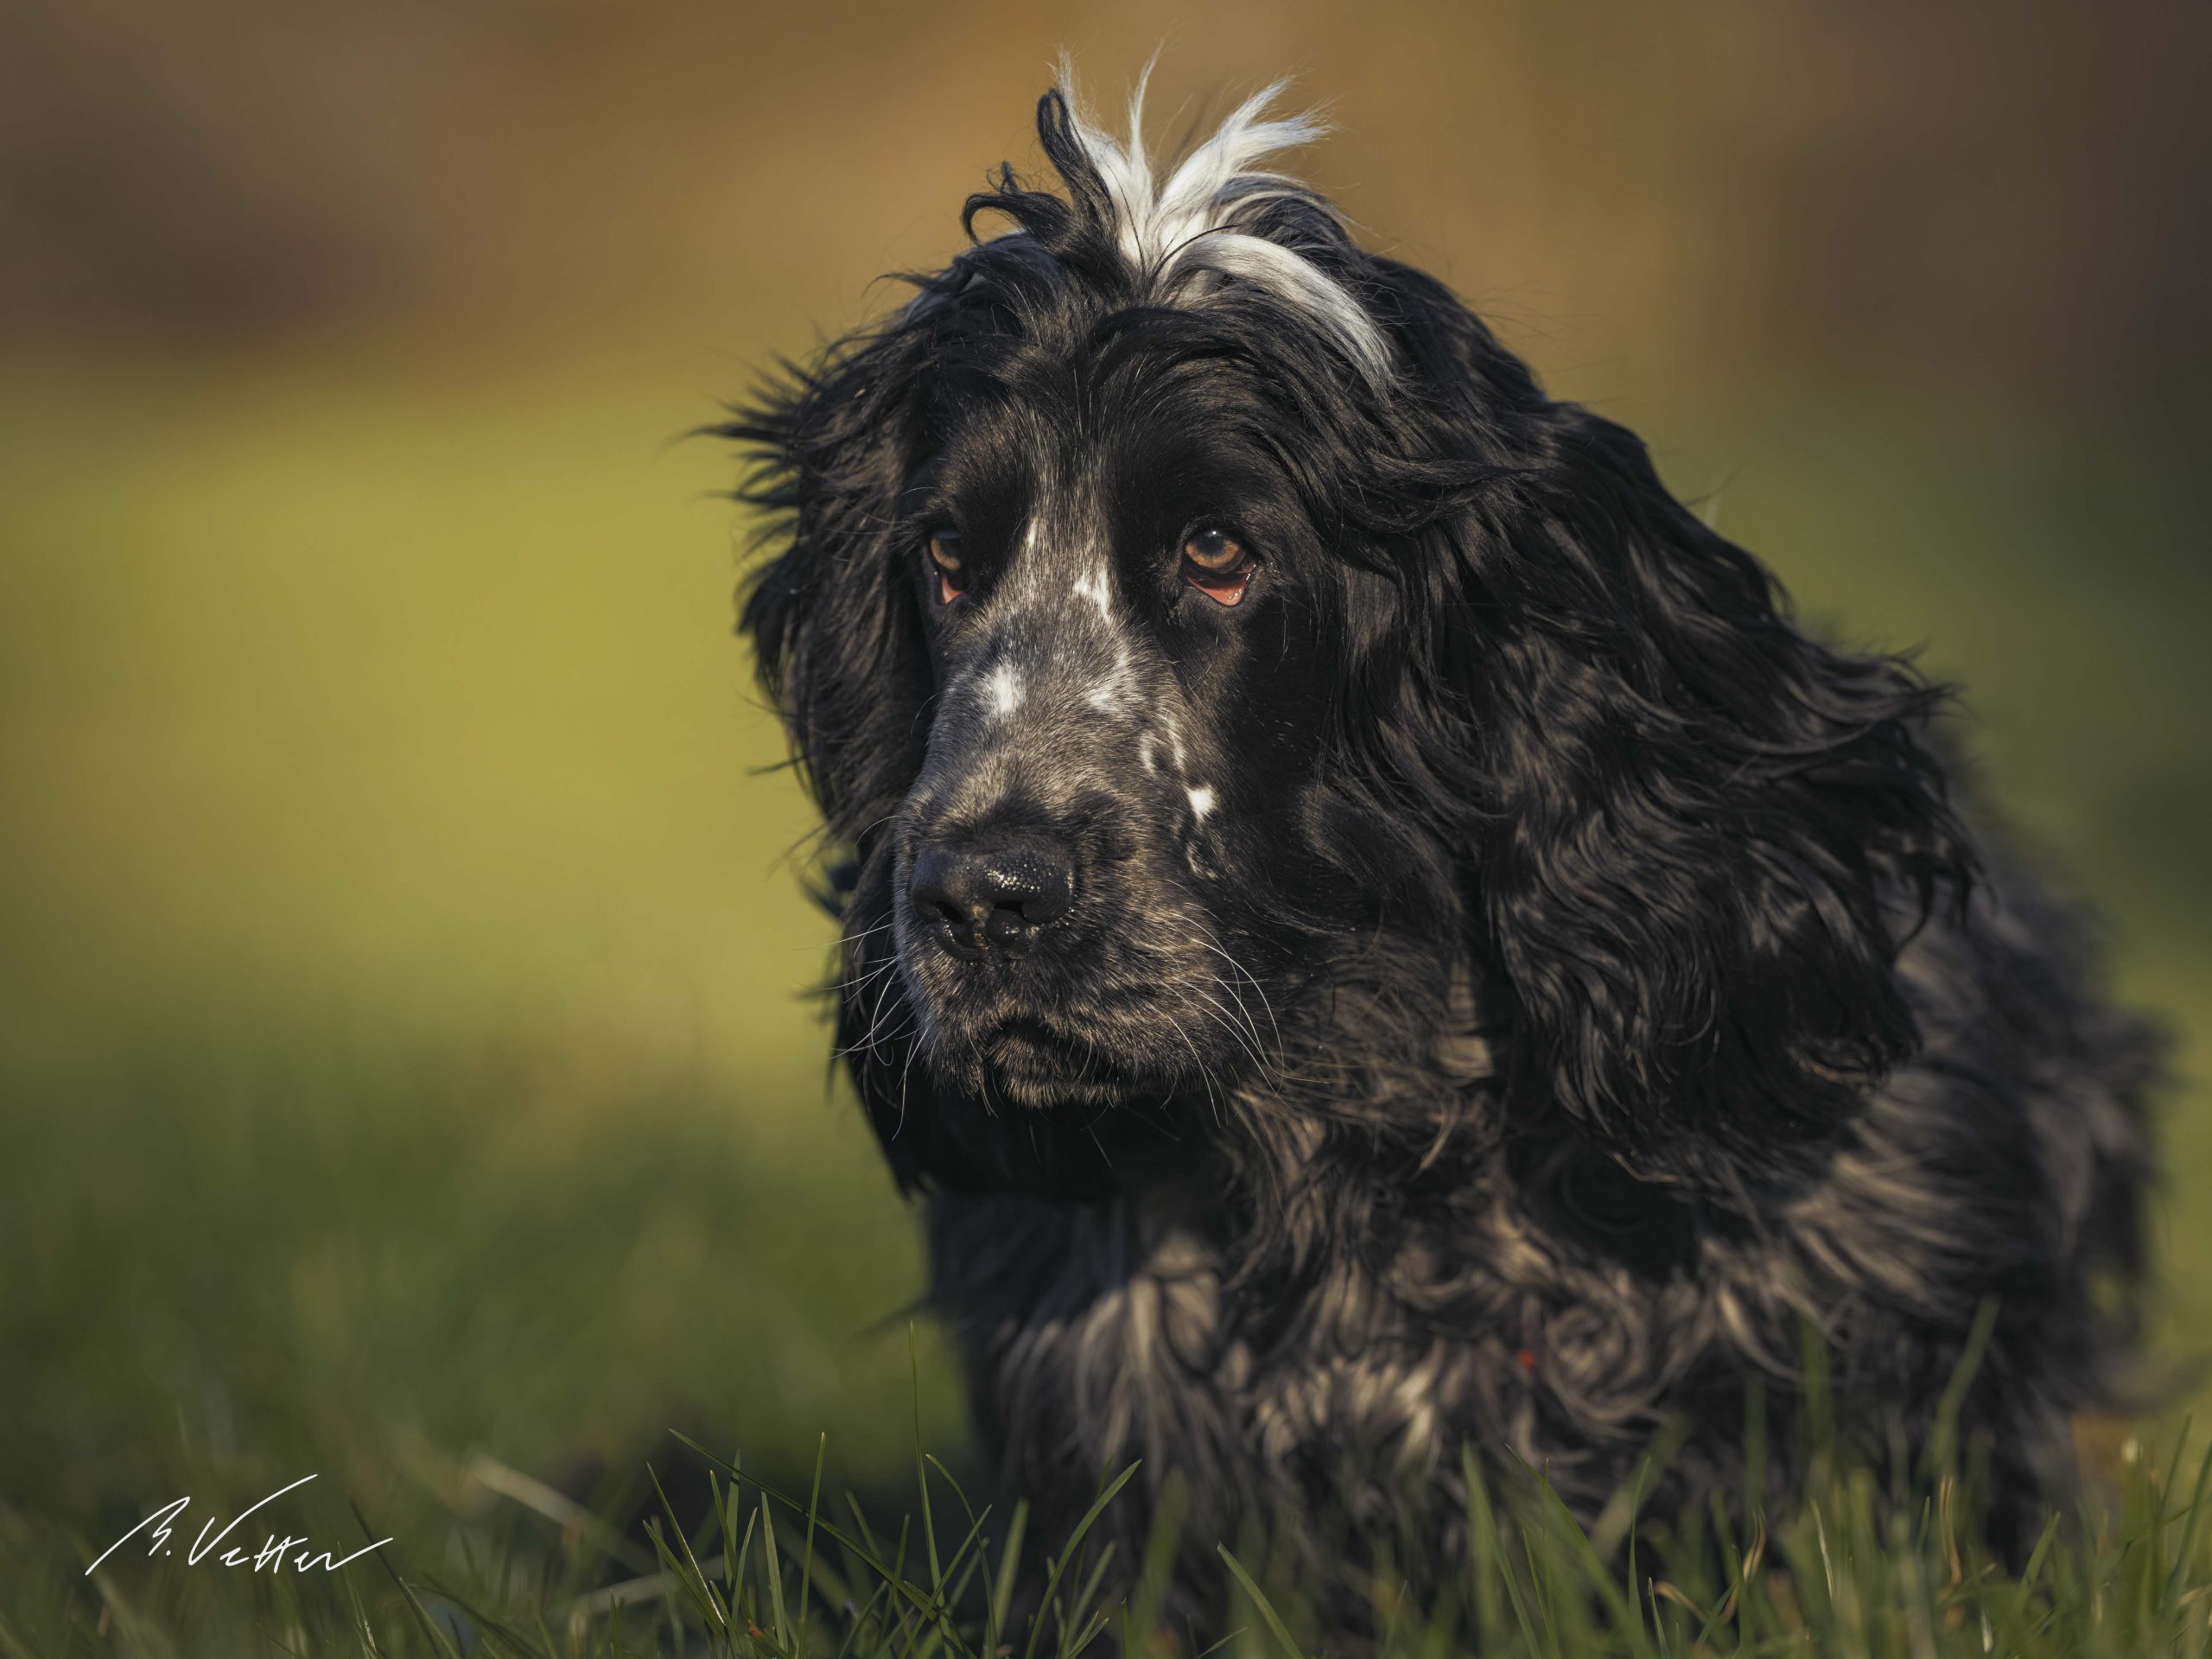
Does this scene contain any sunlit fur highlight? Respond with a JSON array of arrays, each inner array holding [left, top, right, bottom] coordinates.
[[1049, 66, 1393, 385]]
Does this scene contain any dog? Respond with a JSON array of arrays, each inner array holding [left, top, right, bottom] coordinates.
[[723, 74, 2156, 1619]]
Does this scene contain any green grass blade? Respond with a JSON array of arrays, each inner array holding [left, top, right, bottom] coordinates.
[[649, 1463, 728, 1633], [346, 1498, 463, 1659], [987, 1498, 1030, 1659], [644, 1515, 728, 1641], [911, 1326, 944, 1599], [1459, 1444, 1506, 1653], [1020, 1463, 1141, 1659], [2167, 1429, 2212, 1602], [1216, 1546, 1304, 1659], [765, 1494, 793, 1651], [1124, 1470, 1185, 1651], [801, 1432, 827, 1659]]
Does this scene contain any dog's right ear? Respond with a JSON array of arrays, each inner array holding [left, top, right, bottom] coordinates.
[[1351, 257, 1976, 1199], [718, 324, 937, 856]]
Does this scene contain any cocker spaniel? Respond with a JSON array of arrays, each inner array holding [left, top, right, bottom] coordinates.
[[723, 76, 2156, 1619]]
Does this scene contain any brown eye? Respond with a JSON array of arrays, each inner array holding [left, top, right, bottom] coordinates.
[[928, 530, 965, 599], [1183, 527, 1243, 570], [1181, 526, 1255, 604]]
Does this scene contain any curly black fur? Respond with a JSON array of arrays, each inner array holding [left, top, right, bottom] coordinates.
[[719, 80, 2157, 1622]]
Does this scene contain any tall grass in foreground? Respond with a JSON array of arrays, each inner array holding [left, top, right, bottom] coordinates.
[[13, 1382, 2212, 1659], [3, 1009, 2205, 1659]]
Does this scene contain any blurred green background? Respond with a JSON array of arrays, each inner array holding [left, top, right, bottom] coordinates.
[[1, 0, 2207, 1633]]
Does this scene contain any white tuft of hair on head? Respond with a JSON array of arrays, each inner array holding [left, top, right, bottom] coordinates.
[[1054, 60, 1392, 385]]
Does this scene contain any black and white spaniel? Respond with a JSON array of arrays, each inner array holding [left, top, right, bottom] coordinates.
[[723, 73, 2156, 1620]]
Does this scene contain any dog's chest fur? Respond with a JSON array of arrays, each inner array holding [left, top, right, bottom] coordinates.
[[925, 1122, 1717, 1556], [918, 909, 2147, 1588]]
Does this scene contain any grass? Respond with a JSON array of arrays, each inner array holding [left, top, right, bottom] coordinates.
[[0, 346, 2205, 1653], [10, 1358, 2212, 1656]]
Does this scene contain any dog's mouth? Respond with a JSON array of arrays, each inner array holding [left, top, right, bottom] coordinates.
[[868, 840, 1263, 1111], [884, 915, 1285, 1112], [957, 1014, 1132, 1109]]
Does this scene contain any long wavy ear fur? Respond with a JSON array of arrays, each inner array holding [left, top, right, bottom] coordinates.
[[716, 326, 935, 868], [1363, 263, 1978, 1198]]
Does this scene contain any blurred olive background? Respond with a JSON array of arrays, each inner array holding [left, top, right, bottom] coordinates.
[[2, 0, 2208, 1629]]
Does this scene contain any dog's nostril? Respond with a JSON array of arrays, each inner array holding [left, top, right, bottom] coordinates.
[[909, 841, 1075, 957], [986, 849, 1074, 929]]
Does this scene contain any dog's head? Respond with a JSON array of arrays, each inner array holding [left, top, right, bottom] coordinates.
[[728, 79, 1973, 1200]]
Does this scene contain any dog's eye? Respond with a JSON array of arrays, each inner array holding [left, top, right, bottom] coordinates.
[[928, 530, 966, 601], [1181, 527, 1255, 606]]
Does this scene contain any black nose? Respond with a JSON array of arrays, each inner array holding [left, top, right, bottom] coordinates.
[[910, 838, 1076, 959]]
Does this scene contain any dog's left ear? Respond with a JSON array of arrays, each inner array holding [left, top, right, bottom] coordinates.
[[1364, 264, 1976, 1196], [721, 323, 936, 855]]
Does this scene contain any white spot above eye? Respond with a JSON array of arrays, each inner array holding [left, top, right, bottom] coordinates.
[[1071, 564, 1116, 620], [1186, 785, 1216, 821], [989, 665, 1024, 716]]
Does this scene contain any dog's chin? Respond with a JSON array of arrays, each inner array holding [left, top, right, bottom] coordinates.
[[924, 1014, 1139, 1111]]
